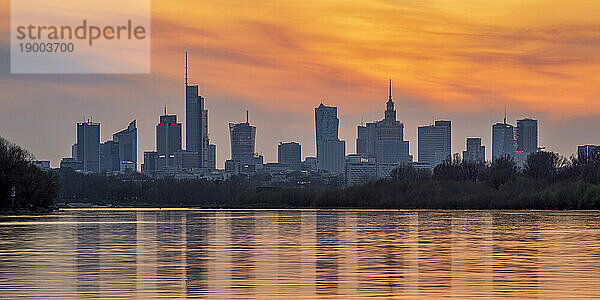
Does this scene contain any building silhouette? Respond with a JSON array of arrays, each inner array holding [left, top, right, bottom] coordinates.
[[356, 80, 411, 165], [578, 145, 600, 161], [113, 120, 137, 170], [492, 115, 516, 160], [517, 118, 538, 153], [278, 142, 301, 169], [207, 144, 216, 170], [315, 103, 345, 175], [418, 120, 451, 167], [229, 111, 256, 164], [185, 51, 209, 169], [142, 151, 158, 173], [345, 154, 377, 186], [225, 111, 264, 174], [99, 140, 120, 172], [462, 137, 485, 163], [76, 120, 100, 172], [156, 110, 182, 168]]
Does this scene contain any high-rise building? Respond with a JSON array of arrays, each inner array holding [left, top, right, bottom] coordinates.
[[229, 111, 256, 164], [76, 120, 100, 172], [71, 143, 78, 160], [156, 110, 182, 167], [175, 150, 200, 170], [60, 157, 83, 170], [462, 137, 485, 163], [113, 120, 137, 170], [345, 155, 377, 186], [185, 51, 209, 168], [100, 140, 120, 173], [278, 142, 301, 168], [315, 103, 345, 174], [578, 145, 600, 161], [492, 115, 516, 160], [418, 120, 451, 167], [356, 80, 411, 165], [142, 151, 158, 173], [207, 144, 216, 170], [517, 118, 538, 154]]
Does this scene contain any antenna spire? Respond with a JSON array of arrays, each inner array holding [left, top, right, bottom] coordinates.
[[164, 104, 167, 115], [388, 79, 392, 101], [246, 110, 249, 123], [504, 108, 507, 124], [185, 50, 188, 86]]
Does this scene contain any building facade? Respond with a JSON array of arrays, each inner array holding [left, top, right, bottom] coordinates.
[[356, 81, 411, 165], [207, 144, 216, 170], [278, 142, 301, 169], [229, 112, 257, 165], [315, 103, 345, 175], [175, 150, 200, 170], [156, 113, 182, 168], [517, 118, 538, 154], [100, 140, 120, 173], [113, 120, 137, 170], [345, 155, 377, 186], [76, 120, 100, 172], [418, 120, 451, 168], [492, 121, 516, 160], [462, 137, 485, 163], [185, 51, 210, 168], [142, 151, 158, 173], [577, 145, 600, 161]]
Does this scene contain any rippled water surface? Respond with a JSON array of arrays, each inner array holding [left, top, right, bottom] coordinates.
[[1, 209, 600, 299]]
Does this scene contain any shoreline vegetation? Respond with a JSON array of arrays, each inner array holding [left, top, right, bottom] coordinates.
[[236, 152, 600, 210], [0, 137, 59, 214], [3, 135, 600, 212], [59, 150, 600, 211]]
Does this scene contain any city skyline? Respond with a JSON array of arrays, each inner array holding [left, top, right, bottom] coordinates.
[[2, 0, 600, 167], [3, 76, 592, 169]]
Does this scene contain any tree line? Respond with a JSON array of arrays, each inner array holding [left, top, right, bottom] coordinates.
[[235, 151, 600, 209], [0, 136, 59, 212], [4, 131, 599, 211]]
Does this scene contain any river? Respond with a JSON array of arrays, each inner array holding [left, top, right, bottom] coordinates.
[[1, 209, 599, 298]]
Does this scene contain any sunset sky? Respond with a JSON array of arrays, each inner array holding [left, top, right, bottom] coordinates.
[[1, 0, 600, 168]]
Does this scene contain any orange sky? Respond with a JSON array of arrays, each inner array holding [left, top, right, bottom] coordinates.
[[1, 0, 600, 167], [150, 0, 600, 116]]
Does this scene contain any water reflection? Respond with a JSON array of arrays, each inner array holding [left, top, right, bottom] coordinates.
[[1, 209, 600, 298]]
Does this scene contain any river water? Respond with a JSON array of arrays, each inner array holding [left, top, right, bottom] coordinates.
[[0, 209, 599, 299]]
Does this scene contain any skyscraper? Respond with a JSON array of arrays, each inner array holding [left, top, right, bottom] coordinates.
[[156, 110, 182, 168], [229, 111, 256, 164], [76, 120, 100, 172], [418, 120, 451, 167], [517, 118, 538, 154], [315, 103, 345, 174], [207, 144, 216, 170], [356, 80, 411, 165], [113, 120, 137, 170], [185, 51, 209, 168], [99, 140, 120, 172], [462, 137, 485, 163], [492, 118, 516, 160], [142, 151, 158, 173], [278, 142, 301, 168]]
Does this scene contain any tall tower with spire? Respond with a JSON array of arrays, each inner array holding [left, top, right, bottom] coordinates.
[[185, 50, 209, 168], [385, 79, 396, 122], [356, 79, 412, 164]]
